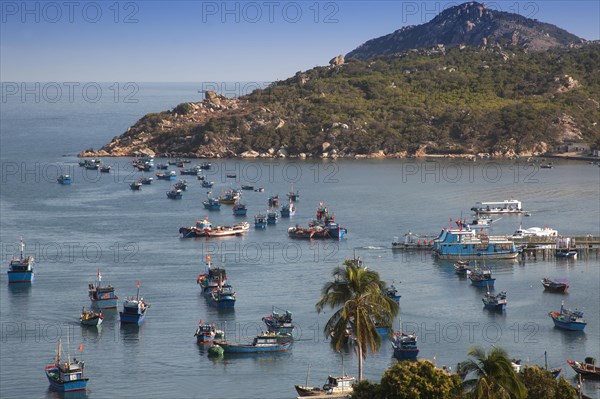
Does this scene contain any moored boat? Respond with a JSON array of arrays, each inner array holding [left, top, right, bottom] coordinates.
[[468, 268, 496, 287], [119, 281, 149, 325], [233, 200, 247, 216], [88, 269, 118, 309], [100, 165, 111, 173], [180, 168, 199, 176], [219, 332, 292, 354], [174, 180, 188, 190], [295, 372, 355, 398], [287, 186, 300, 202], [549, 302, 586, 331], [433, 229, 519, 260], [80, 307, 103, 326], [203, 195, 221, 210], [129, 181, 142, 190], [241, 184, 254, 190], [57, 175, 72, 185], [207, 284, 237, 308], [482, 290, 507, 311], [7, 237, 34, 284], [262, 307, 294, 334], [391, 333, 419, 360], [555, 238, 577, 258], [197, 256, 227, 296], [471, 199, 524, 215], [140, 177, 153, 185], [567, 358, 600, 379], [384, 284, 401, 303], [203, 222, 249, 237], [156, 163, 168, 170], [268, 195, 280, 207], [541, 278, 569, 293], [194, 320, 224, 344], [512, 225, 558, 238], [281, 202, 296, 217], [255, 213, 267, 229], [166, 188, 183, 199], [45, 339, 88, 392], [454, 260, 470, 275], [392, 232, 435, 250], [202, 180, 214, 188], [156, 171, 177, 180], [219, 189, 240, 204], [267, 209, 279, 225]]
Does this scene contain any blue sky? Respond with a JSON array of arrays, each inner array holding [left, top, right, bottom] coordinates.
[[1, 1, 599, 82]]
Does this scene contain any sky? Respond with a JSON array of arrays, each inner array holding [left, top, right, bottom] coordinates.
[[1, 1, 599, 82]]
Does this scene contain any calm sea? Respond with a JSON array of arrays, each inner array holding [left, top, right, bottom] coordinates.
[[1, 83, 599, 399]]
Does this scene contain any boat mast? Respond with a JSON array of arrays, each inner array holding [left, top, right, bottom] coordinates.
[[136, 280, 141, 300], [305, 363, 311, 387], [55, 338, 62, 364], [19, 236, 25, 259]]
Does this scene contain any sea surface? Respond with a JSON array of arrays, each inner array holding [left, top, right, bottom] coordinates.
[[1, 83, 599, 399]]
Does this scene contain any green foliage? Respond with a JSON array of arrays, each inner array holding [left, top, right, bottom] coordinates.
[[518, 366, 576, 399], [173, 103, 193, 115]]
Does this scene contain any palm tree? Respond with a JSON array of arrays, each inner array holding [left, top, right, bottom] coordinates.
[[315, 258, 399, 381], [462, 346, 527, 399]]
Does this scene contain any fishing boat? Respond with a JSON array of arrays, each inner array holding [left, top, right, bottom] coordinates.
[[219, 332, 292, 354], [194, 320, 224, 344], [391, 333, 419, 360], [295, 370, 355, 398], [287, 186, 300, 202], [130, 181, 142, 190], [543, 351, 562, 379], [384, 284, 401, 303], [197, 256, 227, 295], [232, 200, 247, 216], [203, 222, 249, 237], [541, 278, 569, 293], [288, 203, 347, 239], [100, 165, 111, 173], [540, 162, 554, 169], [375, 324, 391, 338], [281, 202, 296, 217], [174, 180, 188, 190], [88, 269, 118, 309], [166, 188, 183, 199], [199, 161, 212, 170], [549, 302, 586, 331], [255, 213, 267, 229], [567, 358, 600, 379], [84, 162, 99, 170], [241, 185, 254, 190], [207, 284, 237, 308], [254, 187, 264, 192], [180, 168, 199, 176], [140, 177, 153, 184], [119, 281, 149, 325], [203, 194, 221, 210], [262, 307, 294, 334], [471, 199, 524, 215], [57, 175, 72, 185], [80, 307, 103, 326], [268, 195, 280, 207], [226, 173, 237, 178], [392, 232, 435, 250], [458, 215, 497, 230], [156, 171, 177, 180], [454, 260, 470, 275], [156, 163, 168, 170], [468, 268, 496, 287], [433, 229, 519, 260], [45, 339, 88, 392], [219, 189, 240, 204], [267, 210, 279, 225], [196, 174, 205, 181], [482, 290, 507, 311], [7, 237, 35, 283], [202, 180, 214, 188]]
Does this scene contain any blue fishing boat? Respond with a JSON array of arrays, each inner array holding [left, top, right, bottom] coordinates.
[[267, 210, 279, 225], [119, 281, 149, 325], [202, 180, 214, 188], [376, 325, 391, 337], [156, 171, 177, 181], [166, 188, 183, 199], [287, 186, 300, 202], [255, 213, 267, 229], [468, 268, 496, 287], [45, 339, 88, 392], [262, 307, 294, 334], [207, 284, 236, 308], [280, 202, 296, 217], [174, 180, 188, 191], [197, 256, 227, 295], [57, 175, 72, 185], [233, 200, 247, 216], [219, 332, 292, 354], [130, 181, 142, 190], [194, 320, 224, 344], [384, 284, 401, 303], [482, 290, 507, 311], [391, 333, 419, 360], [88, 269, 118, 309], [203, 194, 221, 210], [7, 237, 34, 283], [433, 229, 519, 259], [549, 302, 586, 331]]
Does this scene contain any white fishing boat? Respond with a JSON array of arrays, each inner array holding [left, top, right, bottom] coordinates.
[[471, 199, 523, 215]]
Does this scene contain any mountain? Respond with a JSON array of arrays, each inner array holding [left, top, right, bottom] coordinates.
[[81, 4, 599, 160], [346, 2, 584, 60]]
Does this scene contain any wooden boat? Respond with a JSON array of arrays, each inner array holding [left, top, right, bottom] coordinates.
[[207, 284, 236, 308], [254, 187, 264, 192], [281, 202, 296, 217], [203, 195, 221, 210], [255, 214, 267, 229], [166, 188, 183, 199], [196, 174, 205, 180], [454, 260, 470, 275], [287, 186, 300, 202], [226, 173, 237, 178], [567, 358, 600, 379], [202, 180, 214, 188], [199, 161, 212, 170], [268, 195, 280, 207], [194, 320, 224, 344], [391, 333, 419, 360], [482, 290, 507, 311], [384, 284, 401, 303], [541, 278, 569, 293], [197, 256, 227, 295], [119, 281, 149, 325], [295, 372, 355, 398], [88, 269, 118, 309], [140, 177, 153, 185], [80, 307, 103, 326], [174, 180, 188, 190], [267, 210, 279, 225], [57, 175, 72, 185], [208, 222, 249, 237], [129, 181, 142, 190], [468, 268, 495, 287], [45, 339, 88, 392], [156, 171, 177, 180], [219, 332, 292, 353], [241, 185, 254, 190], [262, 307, 294, 334], [549, 302, 586, 331], [180, 168, 199, 176], [156, 163, 168, 170], [219, 189, 240, 204], [232, 200, 247, 216], [100, 166, 111, 173], [7, 237, 34, 283]]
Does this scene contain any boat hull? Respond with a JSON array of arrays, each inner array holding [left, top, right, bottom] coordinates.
[[208, 299, 236, 308], [90, 298, 118, 309], [393, 348, 419, 360], [220, 341, 291, 353], [233, 209, 247, 216], [81, 317, 103, 326], [7, 270, 34, 283], [120, 311, 146, 324], [437, 252, 518, 260], [551, 318, 586, 331], [567, 361, 600, 379], [483, 302, 506, 311], [45, 367, 88, 392], [470, 279, 496, 287]]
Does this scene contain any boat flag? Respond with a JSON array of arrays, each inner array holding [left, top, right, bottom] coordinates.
[[79, 344, 83, 351], [98, 268, 101, 281], [137, 280, 141, 288]]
